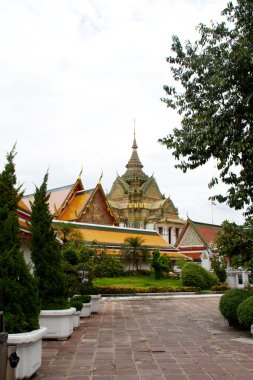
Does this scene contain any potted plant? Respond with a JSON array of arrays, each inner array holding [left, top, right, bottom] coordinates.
[[73, 295, 92, 317], [30, 173, 75, 339], [69, 299, 83, 328], [0, 147, 47, 379], [81, 283, 102, 314]]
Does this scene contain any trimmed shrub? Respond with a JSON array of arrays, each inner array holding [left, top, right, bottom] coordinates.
[[211, 283, 229, 291], [219, 289, 253, 326], [181, 262, 218, 289], [237, 296, 253, 329], [95, 286, 199, 294], [73, 295, 91, 303]]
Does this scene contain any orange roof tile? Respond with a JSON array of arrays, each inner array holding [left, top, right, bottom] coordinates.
[[193, 222, 221, 246], [59, 193, 91, 220], [18, 199, 31, 213]]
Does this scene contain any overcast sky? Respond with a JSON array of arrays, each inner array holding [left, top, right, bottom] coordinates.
[[0, 0, 245, 226]]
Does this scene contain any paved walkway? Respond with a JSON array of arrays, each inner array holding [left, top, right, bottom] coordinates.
[[34, 296, 253, 380]]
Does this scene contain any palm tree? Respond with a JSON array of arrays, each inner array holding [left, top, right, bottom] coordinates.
[[122, 236, 149, 271]]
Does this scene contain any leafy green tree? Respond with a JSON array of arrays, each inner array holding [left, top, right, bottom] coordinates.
[[0, 147, 40, 332], [30, 173, 68, 309], [151, 250, 171, 279], [122, 236, 150, 271], [160, 0, 253, 215], [216, 219, 253, 271], [211, 255, 227, 283]]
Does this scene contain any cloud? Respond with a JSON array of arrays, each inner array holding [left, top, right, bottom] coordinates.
[[0, 0, 245, 225]]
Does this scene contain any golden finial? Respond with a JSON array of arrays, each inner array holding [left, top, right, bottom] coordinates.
[[54, 203, 57, 214], [78, 165, 83, 179], [74, 209, 78, 218], [98, 170, 103, 184]]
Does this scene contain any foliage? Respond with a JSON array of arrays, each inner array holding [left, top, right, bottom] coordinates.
[[93, 250, 124, 277], [181, 262, 218, 289], [219, 288, 253, 326], [123, 269, 152, 276], [61, 261, 80, 297], [0, 147, 40, 333], [151, 250, 172, 279], [237, 296, 253, 328], [211, 255, 227, 283], [72, 295, 91, 303], [30, 173, 68, 309], [159, 0, 253, 215], [95, 286, 199, 294], [216, 219, 253, 272], [211, 283, 230, 292], [121, 236, 150, 271], [69, 299, 83, 312]]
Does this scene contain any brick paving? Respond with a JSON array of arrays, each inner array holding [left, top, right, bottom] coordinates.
[[33, 296, 253, 380]]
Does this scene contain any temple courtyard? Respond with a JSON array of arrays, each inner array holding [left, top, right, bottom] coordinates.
[[34, 295, 253, 380]]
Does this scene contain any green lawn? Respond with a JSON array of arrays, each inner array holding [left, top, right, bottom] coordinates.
[[94, 274, 183, 288]]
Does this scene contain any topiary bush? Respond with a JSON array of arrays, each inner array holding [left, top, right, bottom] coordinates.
[[181, 262, 218, 289], [237, 296, 253, 329], [73, 295, 91, 303], [69, 299, 83, 311], [219, 289, 253, 327]]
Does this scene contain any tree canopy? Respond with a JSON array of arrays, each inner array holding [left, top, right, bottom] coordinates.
[[160, 0, 253, 215], [216, 218, 253, 271]]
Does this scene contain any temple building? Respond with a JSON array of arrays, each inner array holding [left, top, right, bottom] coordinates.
[[175, 219, 221, 260], [107, 132, 185, 245], [23, 174, 118, 226]]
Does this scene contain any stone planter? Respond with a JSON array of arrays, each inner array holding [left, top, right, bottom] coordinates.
[[80, 302, 91, 318], [73, 311, 80, 329], [39, 307, 75, 339], [7, 326, 47, 379], [91, 294, 101, 313]]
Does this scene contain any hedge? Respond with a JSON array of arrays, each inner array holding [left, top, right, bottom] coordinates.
[[181, 262, 218, 289], [219, 289, 253, 326], [237, 296, 253, 329], [95, 286, 199, 294]]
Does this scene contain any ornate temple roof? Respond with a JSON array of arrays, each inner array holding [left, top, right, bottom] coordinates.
[[121, 131, 148, 184]]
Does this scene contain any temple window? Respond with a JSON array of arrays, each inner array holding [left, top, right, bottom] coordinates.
[[158, 226, 163, 235]]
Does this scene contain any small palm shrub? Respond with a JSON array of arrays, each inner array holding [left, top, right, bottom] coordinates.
[[181, 262, 218, 289], [219, 289, 253, 326], [237, 296, 253, 329]]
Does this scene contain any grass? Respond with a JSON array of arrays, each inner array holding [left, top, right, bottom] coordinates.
[[94, 274, 183, 288]]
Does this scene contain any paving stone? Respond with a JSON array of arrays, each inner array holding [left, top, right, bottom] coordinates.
[[33, 296, 253, 379]]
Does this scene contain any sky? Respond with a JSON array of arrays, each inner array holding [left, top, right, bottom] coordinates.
[[0, 0, 245, 226]]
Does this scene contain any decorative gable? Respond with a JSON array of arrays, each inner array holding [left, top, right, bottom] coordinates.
[[141, 177, 162, 200], [79, 185, 117, 225], [179, 225, 203, 247]]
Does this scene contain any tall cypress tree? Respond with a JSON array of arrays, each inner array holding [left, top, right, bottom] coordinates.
[[30, 173, 68, 309], [0, 147, 40, 333]]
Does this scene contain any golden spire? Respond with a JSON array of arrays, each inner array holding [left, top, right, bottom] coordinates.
[[98, 170, 103, 184], [78, 165, 83, 179]]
